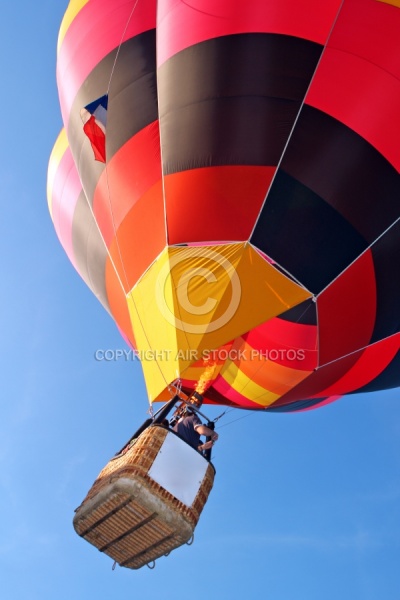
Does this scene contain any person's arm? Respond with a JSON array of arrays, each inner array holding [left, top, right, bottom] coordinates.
[[198, 439, 214, 452], [195, 424, 218, 440]]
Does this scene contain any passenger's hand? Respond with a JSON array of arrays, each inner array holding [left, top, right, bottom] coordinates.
[[201, 440, 214, 451]]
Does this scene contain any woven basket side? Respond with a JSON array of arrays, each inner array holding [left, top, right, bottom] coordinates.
[[191, 463, 215, 522], [80, 425, 167, 504], [73, 485, 192, 569], [76, 425, 215, 529]]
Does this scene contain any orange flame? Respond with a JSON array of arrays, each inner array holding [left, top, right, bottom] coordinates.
[[195, 362, 217, 396]]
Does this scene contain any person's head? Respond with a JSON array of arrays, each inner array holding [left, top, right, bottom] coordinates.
[[191, 391, 203, 408]]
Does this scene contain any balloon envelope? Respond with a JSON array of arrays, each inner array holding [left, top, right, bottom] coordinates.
[[48, 0, 400, 411]]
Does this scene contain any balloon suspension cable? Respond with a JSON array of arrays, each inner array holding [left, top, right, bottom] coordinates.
[[217, 409, 258, 430], [169, 391, 217, 426], [152, 395, 180, 424], [116, 389, 232, 459], [114, 395, 181, 456], [107, 0, 140, 94], [168, 379, 183, 399], [98, 0, 170, 393], [212, 410, 228, 423]]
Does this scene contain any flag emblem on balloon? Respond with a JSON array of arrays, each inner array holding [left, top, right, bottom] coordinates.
[[80, 94, 108, 163]]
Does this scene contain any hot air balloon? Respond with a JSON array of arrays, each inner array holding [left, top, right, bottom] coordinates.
[[48, 0, 400, 568]]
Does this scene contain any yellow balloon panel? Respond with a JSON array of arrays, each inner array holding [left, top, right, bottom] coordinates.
[[58, 0, 91, 51], [127, 243, 312, 402], [47, 129, 69, 218]]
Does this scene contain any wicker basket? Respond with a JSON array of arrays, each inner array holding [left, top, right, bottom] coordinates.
[[73, 425, 215, 569]]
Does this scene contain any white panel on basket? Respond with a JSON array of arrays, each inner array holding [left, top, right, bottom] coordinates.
[[148, 432, 208, 507]]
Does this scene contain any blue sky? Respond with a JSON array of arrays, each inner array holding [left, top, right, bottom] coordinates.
[[0, 2, 399, 599]]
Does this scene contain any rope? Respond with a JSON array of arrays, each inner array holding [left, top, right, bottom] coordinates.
[[212, 410, 228, 423], [101, 0, 169, 400], [247, 0, 346, 244], [106, 0, 140, 95], [216, 409, 258, 431]]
